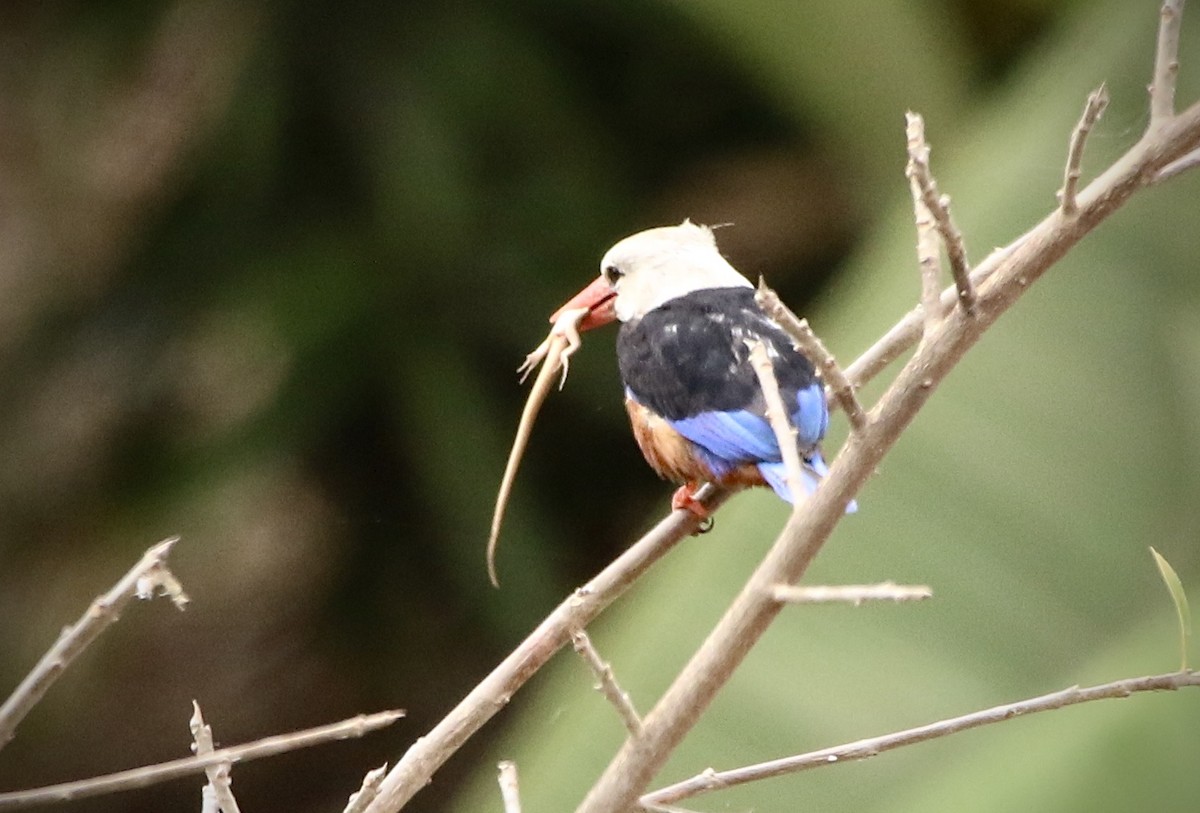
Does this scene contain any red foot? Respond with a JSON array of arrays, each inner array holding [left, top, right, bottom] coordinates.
[[671, 483, 710, 519]]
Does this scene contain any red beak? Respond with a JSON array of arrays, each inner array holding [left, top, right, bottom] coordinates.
[[549, 276, 617, 331]]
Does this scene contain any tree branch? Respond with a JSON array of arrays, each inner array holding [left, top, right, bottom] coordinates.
[[1151, 0, 1186, 125], [770, 582, 932, 605], [361, 486, 730, 813], [0, 537, 187, 751], [190, 702, 240, 813], [572, 630, 643, 736], [746, 340, 808, 505], [343, 765, 388, 813], [906, 112, 975, 318], [574, 15, 1200, 812], [1058, 85, 1110, 215], [497, 761, 522, 813], [0, 711, 403, 810], [756, 281, 867, 432], [907, 113, 945, 335], [642, 670, 1200, 806]]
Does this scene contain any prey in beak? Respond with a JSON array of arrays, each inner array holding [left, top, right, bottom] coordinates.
[[487, 275, 615, 587]]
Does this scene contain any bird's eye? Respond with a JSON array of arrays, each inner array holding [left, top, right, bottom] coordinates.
[[603, 264, 624, 285]]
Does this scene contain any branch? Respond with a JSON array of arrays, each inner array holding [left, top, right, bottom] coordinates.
[[907, 113, 944, 335], [0, 710, 403, 810], [745, 340, 808, 505], [497, 761, 522, 813], [190, 702, 240, 813], [0, 537, 187, 751], [572, 630, 643, 736], [771, 582, 932, 605], [1151, 0, 1186, 125], [361, 486, 730, 813], [756, 281, 867, 432], [1058, 85, 1110, 215], [1153, 144, 1200, 182], [343, 765, 388, 813], [576, 14, 1200, 812], [906, 112, 975, 319], [642, 670, 1200, 806]]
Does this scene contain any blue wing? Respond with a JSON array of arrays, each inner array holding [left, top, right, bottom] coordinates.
[[665, 380, 854, 509]]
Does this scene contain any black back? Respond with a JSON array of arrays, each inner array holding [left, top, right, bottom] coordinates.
[[616, 287, 817, 421]]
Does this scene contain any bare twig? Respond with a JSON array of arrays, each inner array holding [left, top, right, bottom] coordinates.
[[771, 582, 932, 605], [489, 307, 590, 587], [745, 340, 808, 508], [571, 629, 643, 736], [1153, 144, 1200, 182], [642, 670, 1200, 806], [906, 113, 975, 317], [756, 281, 867, 432], [837, 231, 1029, 410], [190, 702, 240, 813], [577, 13, 1200, 812], [343, 765, 388, 813], [0, 537, 187, 751], [497, 761, 522, 813], [0, 710, 404, 810], [362, 486, 730, 813], [1151, 0, 1186, 125], [1058, 85, 1110, 215], [907, 114, 944, 334]]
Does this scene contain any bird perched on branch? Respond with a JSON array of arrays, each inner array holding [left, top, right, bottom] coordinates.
[[550, 220, 846, 517]]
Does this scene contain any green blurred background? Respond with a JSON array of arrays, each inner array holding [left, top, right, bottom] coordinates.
[[0, 0, 1197, 811]]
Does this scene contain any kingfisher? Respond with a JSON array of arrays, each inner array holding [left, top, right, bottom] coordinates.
[[550, 220, 845, 517]]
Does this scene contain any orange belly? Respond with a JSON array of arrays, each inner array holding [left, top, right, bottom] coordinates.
[[624, 398, 766, 489]]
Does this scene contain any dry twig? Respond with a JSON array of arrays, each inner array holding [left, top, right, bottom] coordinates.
[[571, 629, 643, 736], [908, 113, 947, 335], [756, 280, 867, 432], [745, 340, 808, 507], [190, 702, 240, 813], [642, 670, 1200, 806], [362, 487, 728, 813], [343, 765, 388, 813], [771, 582, 932, 605], [1152, 0, 1186, 125], [906, 112, 975, 318], [1058, 85, 1110, 215], [0, 537, 187, 751], [497, 761, 522, 813], [0, 711, 403, 809]]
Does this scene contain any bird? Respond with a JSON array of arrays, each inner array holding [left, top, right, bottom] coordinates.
[[548, 220, 848, 517]]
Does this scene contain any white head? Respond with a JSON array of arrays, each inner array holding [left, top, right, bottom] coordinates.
[[599, 221, 752, 322]]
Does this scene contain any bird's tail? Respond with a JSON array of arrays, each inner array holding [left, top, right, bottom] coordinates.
[[758, 453, 858, 513]]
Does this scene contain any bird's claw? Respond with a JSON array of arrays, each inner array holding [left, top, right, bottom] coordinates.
[[672, 483, 712, 522]]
